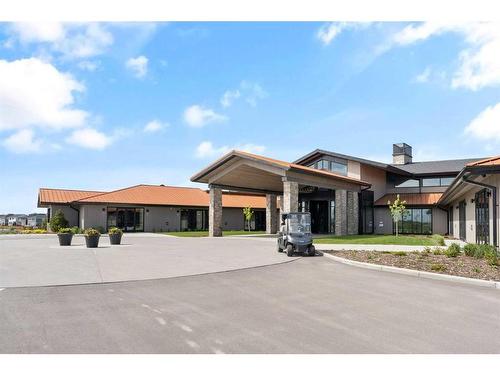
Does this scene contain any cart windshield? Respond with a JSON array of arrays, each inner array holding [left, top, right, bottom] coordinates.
[[288, 214, 311, 234]]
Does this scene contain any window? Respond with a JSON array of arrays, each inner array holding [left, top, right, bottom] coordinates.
[[422, 177, 455, 187], [395, 179, 419, 188], [397, 208, 432, 234], [330, 161, 348, 175]]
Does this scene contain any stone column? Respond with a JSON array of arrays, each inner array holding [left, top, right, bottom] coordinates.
[[335, 190, 347, 235], [266, 194, 278, 234], [209, 186, 222, 237], [282, 180, 299, 213], [347, 191, 359, 235]]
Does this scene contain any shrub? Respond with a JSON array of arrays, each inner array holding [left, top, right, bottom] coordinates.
[[49, 210, 68, 233], [392, 251, 407, 256], [463, 243, 478, 257], [484, 246, 498, 266], [431, 263, 446, 272], [70, 226, 81, 234], [432, 234, 445, 246], [108, 227, 123, 235], [58, 227, 73, 234], [473, 244, 487, 259], [445, 243, 461, 258], [433, 247, 443, 255], [423, 246, 432, 254], [84, 228, 100, 237]]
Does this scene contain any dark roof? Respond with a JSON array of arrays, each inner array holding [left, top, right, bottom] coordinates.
[[390, 158, 485, 175], [294, 149, 398, 171]]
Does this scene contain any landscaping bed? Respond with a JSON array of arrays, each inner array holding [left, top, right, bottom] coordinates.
[[325, 247, 500, 282], [315, 234, 445, 246]]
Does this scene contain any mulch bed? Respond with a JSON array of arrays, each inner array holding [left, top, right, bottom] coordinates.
[[325, 250, 500, 282]]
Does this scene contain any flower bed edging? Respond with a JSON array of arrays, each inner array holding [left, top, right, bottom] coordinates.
[[320, 251, 500, 290]]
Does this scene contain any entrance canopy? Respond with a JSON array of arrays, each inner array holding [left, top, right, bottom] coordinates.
[[191, 150, 371, 194]]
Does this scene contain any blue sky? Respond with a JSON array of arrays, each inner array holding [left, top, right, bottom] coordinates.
[[1, 22, 499, 213]]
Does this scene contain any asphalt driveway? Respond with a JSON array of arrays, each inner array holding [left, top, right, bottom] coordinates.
[[0, 234, 288, 287], [1, 256, 499, 354]]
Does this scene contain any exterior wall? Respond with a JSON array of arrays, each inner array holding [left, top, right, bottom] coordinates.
[[80, 204, 107, 230], [347, 160, 361, 180], [222, 208, 246, 230], [360, 164, 387, 201], [145, 206, 180, 232], [432, 207, 448, 235], [374, 207, 393, 234], [448, 174, 500, 245], [50, 204, 79, 227]]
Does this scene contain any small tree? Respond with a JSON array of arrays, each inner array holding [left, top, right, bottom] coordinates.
[[388, 194, 407, 237], [242, 206, 254, 232], [49, 209, 68, 232]]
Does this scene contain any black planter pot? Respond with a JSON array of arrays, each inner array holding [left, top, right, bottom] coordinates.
[[58, 233, 73, 246], [109, 233, 122, 245], [85, 235, 100, 248]]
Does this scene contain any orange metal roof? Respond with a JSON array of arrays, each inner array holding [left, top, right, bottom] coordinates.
[[467, 155, 500, 167], [40, 185, 266, 209], [374, 193, 443, 206], [192, 149, 371, 187], [38, 188, 105, 206]]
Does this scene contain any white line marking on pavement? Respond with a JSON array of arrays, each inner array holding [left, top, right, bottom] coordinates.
[[0, 288, 5, 292], [186, 340, 200, 349], [155, 317, 166, 326]]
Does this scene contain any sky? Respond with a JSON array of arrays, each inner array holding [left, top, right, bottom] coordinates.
[[1, 21, 500, 213]]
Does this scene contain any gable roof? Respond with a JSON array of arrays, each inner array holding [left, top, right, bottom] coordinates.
[[191, 149, 371, 187], [390, 158, 485, 175], [38, 188, 105, 206], [39, 185, 266, 209], [374, 193, 443, 206], [466, 155, 500, 167], [294, 149, 393, 171]]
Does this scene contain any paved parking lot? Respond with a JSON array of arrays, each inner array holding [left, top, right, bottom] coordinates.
[[1, 255, 500, 354], [0, 234, 289, 287]]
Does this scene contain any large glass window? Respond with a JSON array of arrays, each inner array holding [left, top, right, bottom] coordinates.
[[108, 207, 144, 232], [180, 209, 208, 231], [398, 208, 432, 234], [421, 177, 456, 187], [311, 158, 348, 176], [395, 179, 419, 188], [330, 161, 347, 175]]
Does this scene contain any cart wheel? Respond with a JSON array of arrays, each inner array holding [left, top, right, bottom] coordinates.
[[286, 244, 294, 257], [277, 241, 283, 252], [308, 245, 316, 257]]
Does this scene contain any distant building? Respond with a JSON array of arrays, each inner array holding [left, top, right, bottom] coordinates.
[[27, 213, 46, 228]]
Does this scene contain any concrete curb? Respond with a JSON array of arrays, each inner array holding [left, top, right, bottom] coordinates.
[[321, 251, 500, 290]]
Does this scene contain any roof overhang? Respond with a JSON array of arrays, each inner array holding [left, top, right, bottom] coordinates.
[[438, 164, 500, 205], [191, 150, 371, 194]]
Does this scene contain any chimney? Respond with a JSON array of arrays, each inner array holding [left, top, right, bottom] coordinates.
[[392, 143, 412, 165]]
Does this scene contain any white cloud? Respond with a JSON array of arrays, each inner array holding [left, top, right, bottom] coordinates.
[[464, 102, 500, 142], [125, 55, 148, 78], [195, 141, 265, 159], [78, 60, 99, 72], [392, 22, 500, 91], [316, 22, 371, 46], [220, 89, 240, 108], [7, 22, 113, 60], [414, 67, 431, 83], [183, 105, 227, 128], [66, 128, 113, 150], [219, 81, 268, 108], [0, 58, 88, 131], [144, 120, 168, 133], [10, 22, 66, 43], [2, 129, 42, 154]]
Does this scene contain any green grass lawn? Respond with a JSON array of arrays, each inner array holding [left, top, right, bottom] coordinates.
[[164, 230, 266, 237], [314, 234, 445, 246]]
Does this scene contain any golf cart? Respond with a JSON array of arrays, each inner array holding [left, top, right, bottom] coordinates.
[[277, 212, 315, 257]]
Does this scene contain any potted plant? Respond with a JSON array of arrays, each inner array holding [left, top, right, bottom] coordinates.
[[57, 227, 74, 246], [84, 228, 101, 248], [108, 227, 123, 245]]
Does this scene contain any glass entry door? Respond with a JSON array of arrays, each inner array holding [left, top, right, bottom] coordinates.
[[310, 200, 329, 233], [459, 201, 466, 241], [475, 189, 489, 244], [108, 207, 144, 232]]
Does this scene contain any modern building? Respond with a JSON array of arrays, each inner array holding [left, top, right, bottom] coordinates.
[[190, 143, 498, 247], [38, 184, 268, 232], [37, 143, 499, 247]]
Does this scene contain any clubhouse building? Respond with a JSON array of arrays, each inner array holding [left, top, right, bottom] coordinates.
[[38, 143, 500, 247]]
